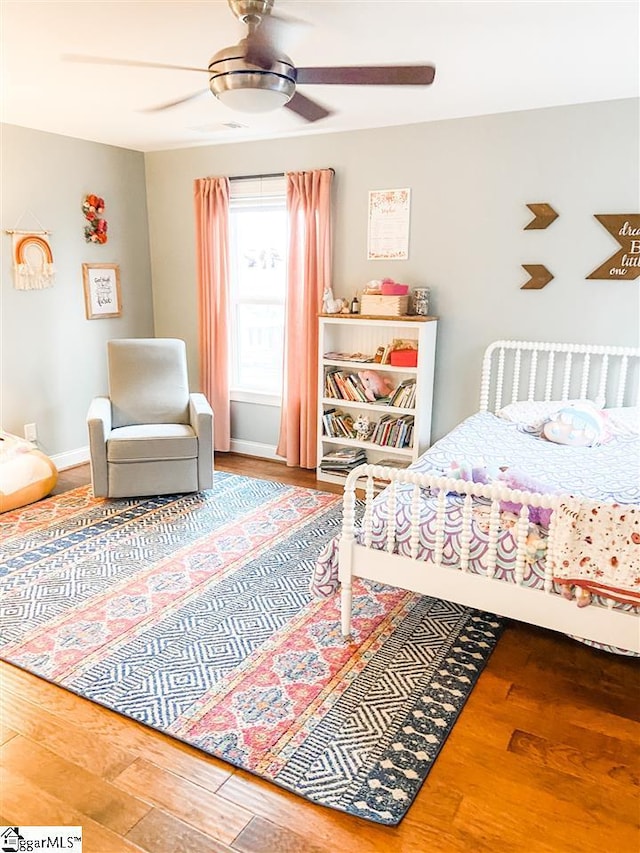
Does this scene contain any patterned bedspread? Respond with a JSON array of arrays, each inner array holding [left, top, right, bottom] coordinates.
[[311, 412, 640, 608]]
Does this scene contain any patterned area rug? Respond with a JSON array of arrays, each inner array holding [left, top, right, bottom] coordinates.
[[0, 473, 502, 825]]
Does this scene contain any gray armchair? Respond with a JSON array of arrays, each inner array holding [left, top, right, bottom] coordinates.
[[87, 338, 213, 498]]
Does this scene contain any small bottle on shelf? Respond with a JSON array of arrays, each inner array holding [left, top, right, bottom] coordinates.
[[350, 295, 360, 314]]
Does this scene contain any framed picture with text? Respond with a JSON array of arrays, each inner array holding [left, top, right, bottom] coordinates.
[[82, 263, 121, 319]]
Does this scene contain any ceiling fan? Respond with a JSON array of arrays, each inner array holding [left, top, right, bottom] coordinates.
[[65, 0, 436, 124]]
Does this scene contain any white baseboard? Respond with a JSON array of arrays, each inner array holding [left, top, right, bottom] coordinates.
[[51, 446, 90, 470], [227, 439, 284, 462]]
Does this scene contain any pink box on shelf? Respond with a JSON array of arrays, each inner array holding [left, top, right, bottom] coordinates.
[[381, 281, 409, 296]]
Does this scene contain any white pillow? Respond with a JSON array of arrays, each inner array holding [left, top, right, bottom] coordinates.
[[496, 399, 592, 431], [604, 406, 640, 436]]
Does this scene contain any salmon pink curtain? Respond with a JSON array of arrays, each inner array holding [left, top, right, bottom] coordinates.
[[277, 169, 333, 468], [194, 177, 231, 452]]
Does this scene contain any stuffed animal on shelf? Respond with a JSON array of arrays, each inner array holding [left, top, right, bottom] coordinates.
[[322, 286, 347, 314], [357, 370, 395, 402], [353, 415, 372, 442]]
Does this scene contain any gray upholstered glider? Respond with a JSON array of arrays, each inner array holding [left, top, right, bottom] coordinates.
[[87, 338, 213, 498]]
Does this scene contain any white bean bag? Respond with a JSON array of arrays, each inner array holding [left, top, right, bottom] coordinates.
[[0, 431, 58, 513]]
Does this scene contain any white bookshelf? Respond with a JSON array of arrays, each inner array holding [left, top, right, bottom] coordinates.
[[317, 314, 438, 485]]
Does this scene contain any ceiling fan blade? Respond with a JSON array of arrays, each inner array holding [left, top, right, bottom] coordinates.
[[141, 90, 211, 112], [284, 91, 332, 123], [62, 54, 210, 74], [296, 65, 436, 86]]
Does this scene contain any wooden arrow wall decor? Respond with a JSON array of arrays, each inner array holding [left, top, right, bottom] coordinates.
[[524, 203, 559, 230], [586, 214, 640, 280], [521, 264, 554, 289]]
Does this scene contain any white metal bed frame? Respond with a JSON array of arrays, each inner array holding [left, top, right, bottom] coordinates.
[[338, 340, 640, 654]]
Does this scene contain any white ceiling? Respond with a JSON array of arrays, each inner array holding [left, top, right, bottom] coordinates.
[[1, 1, 638, 153]]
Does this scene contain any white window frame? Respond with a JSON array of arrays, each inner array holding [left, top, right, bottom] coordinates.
[[228, 176, 287, 406]]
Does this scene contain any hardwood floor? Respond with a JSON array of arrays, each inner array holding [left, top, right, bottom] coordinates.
[[2, 457, 639, 852]]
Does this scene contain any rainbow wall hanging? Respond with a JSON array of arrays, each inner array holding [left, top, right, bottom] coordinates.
[[12, 232, 55, 290]]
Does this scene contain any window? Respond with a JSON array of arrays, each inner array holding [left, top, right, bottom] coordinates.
[[229, 177, 287, 405]]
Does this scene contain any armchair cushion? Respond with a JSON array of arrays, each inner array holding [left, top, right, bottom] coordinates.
[[107, 424, 197, 463]]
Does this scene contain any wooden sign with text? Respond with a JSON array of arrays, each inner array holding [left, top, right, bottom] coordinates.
[[587, 214, 640, 280]]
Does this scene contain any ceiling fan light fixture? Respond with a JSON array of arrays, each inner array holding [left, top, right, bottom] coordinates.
[[208, 44, 296, 114], [212, 73, 294, 113], [215, 86, 291, 114]]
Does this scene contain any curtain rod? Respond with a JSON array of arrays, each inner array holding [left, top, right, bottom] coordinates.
[[228, 168, 335, 182], [229, 172, 282, 182]]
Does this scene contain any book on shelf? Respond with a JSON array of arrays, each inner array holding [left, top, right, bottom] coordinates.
[[324, 369, 372, 404], [388, 378, 416, 409], [371, 339, 420, 366], [320, 446, 367, 474], [377, 457, 411, 469], [324, 369, 415, 409], [320, 465, 366, 475], [371, 413, 414, 448], [322, 446, 365, 461], [324, 351, 375, 363], [372, 457, 412, 488], [322, 409, 356, 439]]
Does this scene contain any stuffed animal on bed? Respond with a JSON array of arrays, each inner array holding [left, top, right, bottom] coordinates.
[[446, 460, 497, 484], [542, 402, 607, 447], [498, 469, 554, 527], [444, 462, 554, 527], [357, 370, 395, 402]]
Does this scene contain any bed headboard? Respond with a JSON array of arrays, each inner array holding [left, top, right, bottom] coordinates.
[[480, 340, 640, 413]]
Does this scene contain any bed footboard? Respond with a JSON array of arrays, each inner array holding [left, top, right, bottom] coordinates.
[[338, 464, 639, 655]]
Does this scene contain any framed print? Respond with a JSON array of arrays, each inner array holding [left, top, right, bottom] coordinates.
[[367, 188, 411, 260], [82, 263, 121, 319]]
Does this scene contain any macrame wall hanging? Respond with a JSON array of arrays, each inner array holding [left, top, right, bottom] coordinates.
[[5, 211, 55, 290], [11, 232, 56, 290]]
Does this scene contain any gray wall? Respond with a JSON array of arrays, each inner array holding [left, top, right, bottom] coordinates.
[[3, 100, 638, 462], [145, 98, 639, 443], [1, 124, 154, 459]]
